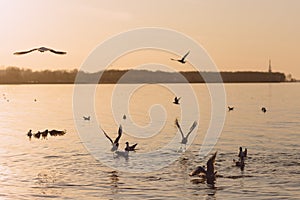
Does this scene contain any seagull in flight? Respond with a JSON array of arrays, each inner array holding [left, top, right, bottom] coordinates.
[[175, 119, 197, 145], [14, 47, 66, 55], [170, 51, 190, 64], [83, 116, 90, 121], [173, 97, 181, 105], [190, 151, 217, 184], [102, 125, 122, 152]]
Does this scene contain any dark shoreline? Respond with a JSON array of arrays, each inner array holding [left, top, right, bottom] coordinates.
[[0, 67, 289, 84]]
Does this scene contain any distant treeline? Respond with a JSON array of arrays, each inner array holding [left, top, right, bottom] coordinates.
[[0, 66, 286, 84]]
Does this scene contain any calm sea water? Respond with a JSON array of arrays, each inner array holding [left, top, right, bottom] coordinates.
[[0, 83, 299, 200]]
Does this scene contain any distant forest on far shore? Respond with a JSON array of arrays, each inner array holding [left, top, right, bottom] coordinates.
[[0, 66, 288, 84]]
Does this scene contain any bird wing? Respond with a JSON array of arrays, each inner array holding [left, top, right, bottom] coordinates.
[[206, 151, 217, 175], [186, 121, 197, 138], [13, 48, 37, 55], [114, 125, 122, 143], [49, 49, 67, 54], [175, 119, 185, 139], [181, 51, 190, 61], [102, 129, 113, 144], [130, 143, 138, 149], [189, 166, 206, 176]]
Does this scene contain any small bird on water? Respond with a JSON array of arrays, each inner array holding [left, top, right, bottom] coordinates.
[[228, 106, 234, 111], [190, 151, 218, 184], [14, 47, 66, 55], [125, 142, 138, 151]]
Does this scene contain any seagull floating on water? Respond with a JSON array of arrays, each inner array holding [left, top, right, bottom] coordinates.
[[14, 47, 66, 55], [173, 97, 181, 105], [228, 106, 234, 111], [49, 129, 66, 136], [41, 129, 48, 139], [125, 142, 138, 151], [190, 151, 217, 184], [27, 129, 32, 140], [238, 147, 247, 158], [175, 119, 197, 145], [102, 125, 122, 151], [170, 51, 190, 64], [83, 116, 90, 121]]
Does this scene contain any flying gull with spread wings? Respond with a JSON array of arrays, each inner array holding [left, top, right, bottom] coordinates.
[[175, 118, 197, 145], [170, 51, 190, 64], [190, 151, 218, 184], [14, 47, 66, 55], [102, 125, 123, 152]]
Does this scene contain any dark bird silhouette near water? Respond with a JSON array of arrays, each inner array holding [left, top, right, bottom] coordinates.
[[29, 129, 66, 140], [173, 97, 181, 105], [41, 129, 48, 139], [27, 129, 33, 140], [83, 116, 90, 121], [190, 151, 218, 184], [175, 119, 197, 146], [14, 47, 66, 55], [228, 106, 234, 111], [233, 156, 245, 170], [261, 107, 267, 113], [102, 125, 122, 152], [34, 131, 41, 139], [170, 51, 190, 64], [49, 129, 66, 136], [238, 147, 247, 158], [125, 142, 138, 151], [235, 147, 247, 170]]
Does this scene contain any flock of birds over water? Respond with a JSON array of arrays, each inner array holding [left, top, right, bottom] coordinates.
[[82, 94, 260, 185], [16, 47, 267, 185]]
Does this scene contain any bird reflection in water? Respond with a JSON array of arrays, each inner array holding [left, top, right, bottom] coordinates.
[[109, 171, 119, 195]]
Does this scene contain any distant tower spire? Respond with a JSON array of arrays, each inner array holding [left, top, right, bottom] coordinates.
[[268, 59, 272, 73]]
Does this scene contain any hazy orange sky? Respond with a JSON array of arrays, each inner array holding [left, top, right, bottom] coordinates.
[[1, 0, 300, 78]]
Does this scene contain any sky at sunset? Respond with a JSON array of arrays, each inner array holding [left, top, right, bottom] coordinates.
[[0, 0, 300, 78]]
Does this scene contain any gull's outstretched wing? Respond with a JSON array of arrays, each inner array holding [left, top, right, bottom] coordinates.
[[49, 49, 67, 54], [181, 51, 190, 61], [186, 121, 197, 138], [13, 48, 37, 55], [206, 151, 217, 175], [189, 166, 206, 176], [175, 119, 185, 139], [102, 129, 113, 144], [114, 125, 122, 143], [130, 143, 138, 149]]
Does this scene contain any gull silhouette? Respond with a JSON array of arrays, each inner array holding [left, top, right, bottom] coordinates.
[[228, 106, 234, 111], [102, 125, 122, 152], [173, 97, 181, 105], [14, 47, 66, 55], [190, 151, 217, 184], [175, 119, 197, 145], [83, 116, 90, 121], [171, 51, 190, 64], [125, 142, 138, 151]]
